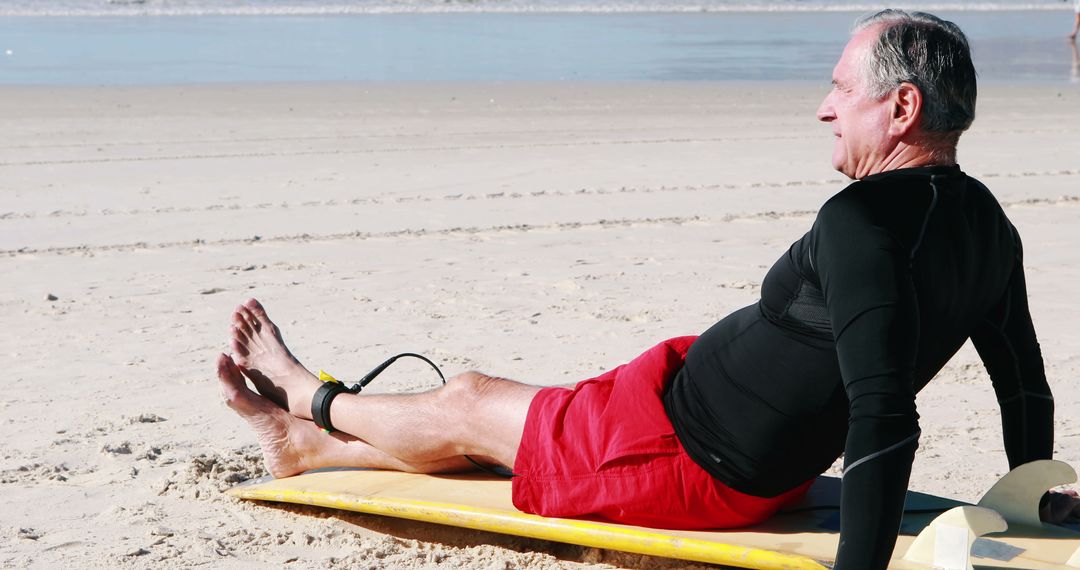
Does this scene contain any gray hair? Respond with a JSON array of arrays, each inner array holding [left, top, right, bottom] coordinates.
[[854, 10, 977, 141]]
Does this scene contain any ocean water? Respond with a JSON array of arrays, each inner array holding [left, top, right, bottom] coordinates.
[[1, 2, 1077, 84], [0, 0, 1075, 16]]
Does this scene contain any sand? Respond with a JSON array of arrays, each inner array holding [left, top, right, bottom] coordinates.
[[1, 82, 1079, 568]]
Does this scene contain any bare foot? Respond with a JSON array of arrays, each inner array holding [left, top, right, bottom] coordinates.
[[216, 353, 332, 478], [229, 298, 321, 420]]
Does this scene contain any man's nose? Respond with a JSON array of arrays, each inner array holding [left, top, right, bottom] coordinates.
[[816, 96, 835, 123]]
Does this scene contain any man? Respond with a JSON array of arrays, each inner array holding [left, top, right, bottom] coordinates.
[[216, 10, 1075, 568], [1070, 0, 1080, 40]]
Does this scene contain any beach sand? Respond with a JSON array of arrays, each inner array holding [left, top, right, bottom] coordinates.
[[2, 82, 1079, 568]]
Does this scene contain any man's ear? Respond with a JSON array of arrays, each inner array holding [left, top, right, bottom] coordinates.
[[890, 82, 923, 136]]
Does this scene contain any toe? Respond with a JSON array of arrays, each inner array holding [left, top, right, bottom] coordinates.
[[244, 299, 274, 330], [217, 354, 261, 413], [217, 354, 246, 401], [232, 312, 253, 338], [231, 336, 250, 358], [244, 297, 267, 316], [231, 321, 252, 348], [238, 306, 263, 334]]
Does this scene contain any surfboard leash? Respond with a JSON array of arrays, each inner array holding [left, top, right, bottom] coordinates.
[[778, 505, 951, 515], [313, 352, 514, 479]]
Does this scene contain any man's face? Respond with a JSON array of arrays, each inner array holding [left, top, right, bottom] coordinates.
[[816, 26, 896, 179]]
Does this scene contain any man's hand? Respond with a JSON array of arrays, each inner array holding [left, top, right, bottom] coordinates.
[[1040, 489, 1080, 525]]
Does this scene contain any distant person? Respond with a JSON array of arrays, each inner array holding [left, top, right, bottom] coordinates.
[[1071, 0, 1080, 39], [214, 10, 1080, 569]]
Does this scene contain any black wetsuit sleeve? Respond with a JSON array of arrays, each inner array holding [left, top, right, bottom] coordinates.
[[970, 231, 1054, 468], [811, 198, 921, 570]]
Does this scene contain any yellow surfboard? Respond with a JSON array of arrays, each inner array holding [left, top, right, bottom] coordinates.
[[227, 463, 1080, 569]]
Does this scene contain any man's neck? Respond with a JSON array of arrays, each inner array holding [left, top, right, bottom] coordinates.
[[860, 143, 955, 179]]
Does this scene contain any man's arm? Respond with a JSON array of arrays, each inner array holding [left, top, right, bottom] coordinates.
[[811, 197, 921, 570], [969, 230, 1053, 470]]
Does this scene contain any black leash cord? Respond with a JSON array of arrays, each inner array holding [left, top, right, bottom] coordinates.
[[351, 353, 513, 478], [777, 505, 951, 515]]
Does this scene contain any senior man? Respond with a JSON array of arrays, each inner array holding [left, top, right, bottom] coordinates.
[[216, 10, 1074, 568]]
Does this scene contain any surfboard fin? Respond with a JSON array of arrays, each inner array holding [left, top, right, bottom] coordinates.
[[976, 459, 1077, 529], [1068, 545, 1080, 568], [902, 505, 1007, 570]]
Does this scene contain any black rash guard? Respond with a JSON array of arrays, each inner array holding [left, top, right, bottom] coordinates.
[[663, 165, 1054, 569]]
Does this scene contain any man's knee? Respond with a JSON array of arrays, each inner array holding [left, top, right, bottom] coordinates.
[[437, 371, 536, 463], [440, 371, 502, 410]]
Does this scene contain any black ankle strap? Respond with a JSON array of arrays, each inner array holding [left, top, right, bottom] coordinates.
[[311, 380, 352, 433]]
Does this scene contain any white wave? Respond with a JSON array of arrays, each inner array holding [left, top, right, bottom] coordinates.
[[0, 0, 1073, 17]]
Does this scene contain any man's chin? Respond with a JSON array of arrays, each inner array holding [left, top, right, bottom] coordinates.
[[832, 159, 856, 180]]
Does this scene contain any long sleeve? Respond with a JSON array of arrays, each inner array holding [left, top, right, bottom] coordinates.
[[811, 196, 921, 570], [970, 230, 1054, 468]]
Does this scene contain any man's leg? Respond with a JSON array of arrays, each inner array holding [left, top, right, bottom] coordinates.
[[325, 371, 540, 470], [1071, 12, 1079, 39], [221, 298, 540, 474]]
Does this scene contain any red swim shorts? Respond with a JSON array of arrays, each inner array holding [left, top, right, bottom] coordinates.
[[511, 336, 811, 530]]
